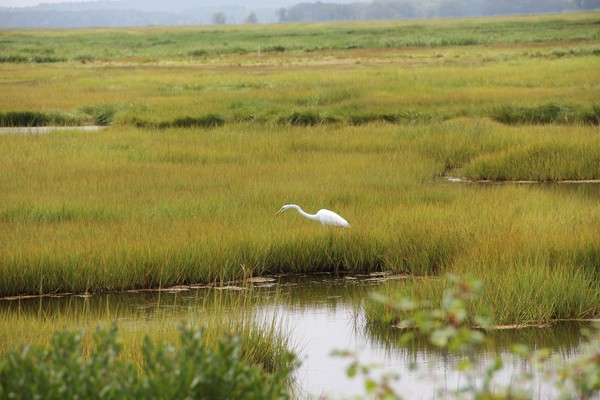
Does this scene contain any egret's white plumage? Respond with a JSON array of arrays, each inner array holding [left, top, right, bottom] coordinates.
[[275, 204, 350, 228]]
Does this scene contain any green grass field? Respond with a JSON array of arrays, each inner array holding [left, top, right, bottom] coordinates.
[[0, 12, 599, 328]]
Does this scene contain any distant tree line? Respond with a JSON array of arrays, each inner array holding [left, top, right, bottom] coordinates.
[[276, 0, 600, 22], [0, 0, 598, 28]]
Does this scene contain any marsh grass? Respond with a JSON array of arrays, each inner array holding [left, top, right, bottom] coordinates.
[[492, 103, 600, 125], [0, 55, 66, 63], [0, 105, 122, 127], [418, 120, 600, 180], [278, 111, 339, 126], [0, 288, 294, 375], [366, 265, 598, 327], [1, 15, 599, 127], [0, 13, 598, 326], [0, 110, 82, 127], [0, 122, 598, 327], [0, 13, 598, 61], [461, 141, 600, 181]]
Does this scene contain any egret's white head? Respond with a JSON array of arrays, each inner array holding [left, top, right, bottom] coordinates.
[[275, 204, 294, 215]]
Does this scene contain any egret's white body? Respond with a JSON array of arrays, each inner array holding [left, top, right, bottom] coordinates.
[[275, 204, 350, 228]]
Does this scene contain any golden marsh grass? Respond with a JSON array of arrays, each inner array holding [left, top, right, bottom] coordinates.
[[1, 122, 598, 324]]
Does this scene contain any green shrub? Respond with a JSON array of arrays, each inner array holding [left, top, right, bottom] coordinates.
[[131, 115, 228, 129], [168, 114, 226, 128], [0, 55, 28, 63], [0, 55, 65, 63], [188, 49, 208, 57], [264, 45, 286, 52], [31, 56, 66, 63], [0, 324, 296, 400], [0, 110, 85, 127], [581, 105, 600, 125], [0, 111, 49, 127]]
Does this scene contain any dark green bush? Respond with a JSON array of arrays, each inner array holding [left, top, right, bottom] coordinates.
[[0, 110, 85, 127], [581, 105, 600, 125], [188, 49, 208, 57], [31, 56, 66, 63], [440, 37, 479, 46], [169, 114, 226, 128], [0, 111, 50, 127], [264, 45, 286, 52], [0, 55, 65, 63], [349, 113, 400, 125], [0, 325, 296, 400], [0, 55, 28, 63]]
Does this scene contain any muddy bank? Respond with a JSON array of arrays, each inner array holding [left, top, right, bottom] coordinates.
[[445, 176, 600, 184]]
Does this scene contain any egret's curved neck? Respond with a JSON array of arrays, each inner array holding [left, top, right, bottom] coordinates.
[[291, 205, 318, 221]]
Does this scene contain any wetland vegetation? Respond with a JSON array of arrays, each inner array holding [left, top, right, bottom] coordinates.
[[0, 11, 599, 398]]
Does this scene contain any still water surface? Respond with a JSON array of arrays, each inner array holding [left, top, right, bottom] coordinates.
[[1, 274, 592, 399]]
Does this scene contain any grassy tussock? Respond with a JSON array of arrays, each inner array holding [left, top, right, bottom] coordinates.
[[366, 263, 598, 326], [418, 120, 600, 180], [0, 110, 80, 127], [492, 103, 600, 125], [0, 55, 66, 63], [461, 142, 600, 181], [0, 106, 118, 127]]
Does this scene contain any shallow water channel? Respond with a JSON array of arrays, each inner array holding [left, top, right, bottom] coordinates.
[[1, 274, 592, 399]]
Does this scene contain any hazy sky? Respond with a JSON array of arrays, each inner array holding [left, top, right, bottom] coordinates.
[[0, 0, 360, 7], [0, 0, 88, 6]]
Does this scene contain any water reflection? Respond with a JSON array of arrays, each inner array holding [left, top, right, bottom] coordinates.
[[445, 177, 600, 201], [535, 181, 600, 201], [0, 273, 592, 399], [367, 320, 588, 356]]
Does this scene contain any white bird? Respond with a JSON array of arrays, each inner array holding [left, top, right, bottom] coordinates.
[[275, 204, 350, 228]]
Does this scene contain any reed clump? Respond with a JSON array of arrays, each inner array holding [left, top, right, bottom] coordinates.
[[418, 120, 600, 180], [366, 265, 598, 327], [0, 110, 82, 127], [461, 141, 600, 181], [0, 106, 122, 127], [168, 114, 226, 129]]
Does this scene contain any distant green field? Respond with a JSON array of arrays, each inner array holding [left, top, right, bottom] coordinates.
[[0, 13, 599, 60], [0, 13, 598, 326], [1, 14, 599, 128]]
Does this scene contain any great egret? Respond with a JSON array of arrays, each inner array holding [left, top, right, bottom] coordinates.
[[275, 204, 350, 228]]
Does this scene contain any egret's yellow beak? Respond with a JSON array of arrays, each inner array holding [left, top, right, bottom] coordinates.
[[275, 209, 282, 216]]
